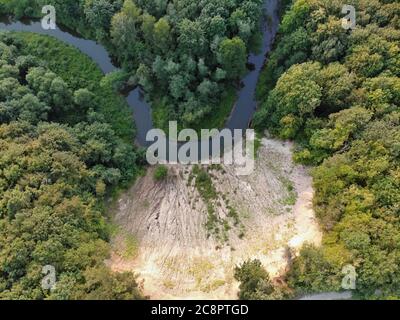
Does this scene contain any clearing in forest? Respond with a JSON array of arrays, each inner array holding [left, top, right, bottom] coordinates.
[[107, 136, 322, 299]]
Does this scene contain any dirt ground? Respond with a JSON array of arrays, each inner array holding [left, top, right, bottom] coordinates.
[[106, 137, 322, 299]]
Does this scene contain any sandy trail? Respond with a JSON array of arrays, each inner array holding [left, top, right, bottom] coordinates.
[[107, 137, 322, 299]]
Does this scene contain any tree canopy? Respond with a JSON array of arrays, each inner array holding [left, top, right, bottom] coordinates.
[[0, 31, 143, 300], [1, 0, 265, 127], [255, 0, 400, 299]]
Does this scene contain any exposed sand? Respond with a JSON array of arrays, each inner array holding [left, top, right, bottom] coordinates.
[[107, 137, 322, 299]]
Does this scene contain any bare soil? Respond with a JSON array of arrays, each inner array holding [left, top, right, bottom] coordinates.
[[107, 137, 322, 299]]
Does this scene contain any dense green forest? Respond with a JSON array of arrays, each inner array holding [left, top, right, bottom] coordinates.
[[0, 31, 143, 299], [1, 0, 265, 129], [1, 0, 400, 301], [255, 0, 400, 299], [0, 0, 269, 301]]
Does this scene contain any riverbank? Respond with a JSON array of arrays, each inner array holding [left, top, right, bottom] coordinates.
[[0, 0, 280, 146]]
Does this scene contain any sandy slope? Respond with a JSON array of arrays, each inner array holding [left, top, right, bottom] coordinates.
[[107, 137, 322, 299]]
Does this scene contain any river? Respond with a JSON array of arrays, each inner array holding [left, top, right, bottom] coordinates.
[[0, 0, 280, 147]]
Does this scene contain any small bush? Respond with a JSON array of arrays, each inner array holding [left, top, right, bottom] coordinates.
[[153, 165, 168, 181]]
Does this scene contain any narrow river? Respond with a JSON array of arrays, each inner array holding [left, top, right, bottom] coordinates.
[[0, 0, 280, 147]]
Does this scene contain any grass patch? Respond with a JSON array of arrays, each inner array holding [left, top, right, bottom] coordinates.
[[106, 222, 122, 238], [192, 165, 218, 201], [189, 257, 214, 287], [108, 223, 139, 259], [189, 166, 244, 242], [153, 165, 168, 181], [201, 279, 226, 293], [190, 165, 220, 238], [163, 280, 176, 290], [279, 176, 298, 206], [227, 206, 240, 227], [122, 234, 139, 259]]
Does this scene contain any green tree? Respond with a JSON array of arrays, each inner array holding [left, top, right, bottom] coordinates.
[[154, 17, 171, 54], [218, 37, 247, 80], [234, 259, 289, 300]]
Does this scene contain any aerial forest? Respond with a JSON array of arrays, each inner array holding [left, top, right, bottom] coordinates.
[[0, 0, 399, 300], [255, 0, 400, 299], [1, 0, 265, 128]]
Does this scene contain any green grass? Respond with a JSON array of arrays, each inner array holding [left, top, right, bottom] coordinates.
[[201, 279, 226, 293], [153, 165, 168, 181], [123, 234, 139, 259], [192, 165, 218, 202], [227, 206, 240, 227], [189, 165, 244, 242], [107, 223, 139, 259], [190, 165, 220, 237], [279, 176, 298, 206], [9, 32, 135, 142]]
